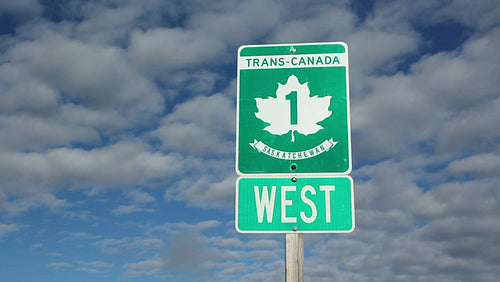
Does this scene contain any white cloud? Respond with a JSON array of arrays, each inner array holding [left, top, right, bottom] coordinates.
[[0, 141, 183, 190], [347, 29, 420, 75], [267, 4, 356, 44], [77, 260, 114, 268], [0, 223, 21, 239], [70, 1, 145, 45], [433, 0, 500, 31], [123, 229, 245, 279], [0, 192, 69, 215], [246, 239, 280, 249], [111, 205, 153, 216], [343, 152, 500, 281], [0, 64, 59, 116], [351, 74, 438, 159], [165, 173, 236, 209], [58, 231, 102, 242], [153, 93, 235, 157], [31, 243, 43, 249], [76, 267, 103, 273], [152, 220, 222, 235], [0, 142, 185, 212], [92, 236, 163, 257], [411, 27, 500, 110], [434, 97, 500, 156], [0, 114, 100, 152], [186, 0, 284, 46], [129, 28, 226, 76], [0, 0, 42, 17], [10, 34, 152, 108], [445, 153, 500, 178], [351, 26, 500, 161], [208, 236, 242, 248], [162, 231, 242, 278], [47, 262, 72, 269], [0, 32, 172, 182], [124, 257, 163, 277], [126, 190, 155, 203], [238, 259, 284, 282]]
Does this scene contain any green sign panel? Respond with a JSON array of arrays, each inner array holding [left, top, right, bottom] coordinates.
[[236, 176, 354, 233], [236, 42, 351, 174]]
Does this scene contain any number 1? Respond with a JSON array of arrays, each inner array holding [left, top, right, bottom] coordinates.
[[286, 91, 298, 125]]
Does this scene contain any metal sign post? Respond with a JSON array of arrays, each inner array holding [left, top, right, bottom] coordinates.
[[286, 233, 304, 282]]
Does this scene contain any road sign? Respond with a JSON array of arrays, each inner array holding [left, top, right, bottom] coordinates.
[[236, 42, 351, 175], [236, 175, 354, 233]]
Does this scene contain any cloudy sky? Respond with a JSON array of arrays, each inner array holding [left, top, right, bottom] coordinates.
[[1, 0, 499, 281]]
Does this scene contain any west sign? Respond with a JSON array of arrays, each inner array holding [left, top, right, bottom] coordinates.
[[236, 175, 354, 233]]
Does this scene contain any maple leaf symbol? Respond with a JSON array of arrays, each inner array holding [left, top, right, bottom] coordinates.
[[255, 75, 332, 142]]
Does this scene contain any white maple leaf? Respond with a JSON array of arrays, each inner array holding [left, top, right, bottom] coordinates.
[[255, 75, 332, 142]]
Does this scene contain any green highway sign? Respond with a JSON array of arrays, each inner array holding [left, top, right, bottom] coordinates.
[[236, 176, 354, 233], [236, 42, 351, 175]]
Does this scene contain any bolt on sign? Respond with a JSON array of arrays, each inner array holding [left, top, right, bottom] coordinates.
[[236, 42, 351, 175], [236, 176, 354, 233]]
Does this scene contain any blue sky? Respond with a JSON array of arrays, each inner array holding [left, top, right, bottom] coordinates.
[[0, 0, 499, 281]]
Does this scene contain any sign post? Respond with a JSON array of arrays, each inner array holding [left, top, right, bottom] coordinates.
[[235, 42, 353, 281], [286, 233, 304, 282]]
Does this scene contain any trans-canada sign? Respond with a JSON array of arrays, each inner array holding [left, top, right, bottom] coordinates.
[[236, 42, 351, 175]]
